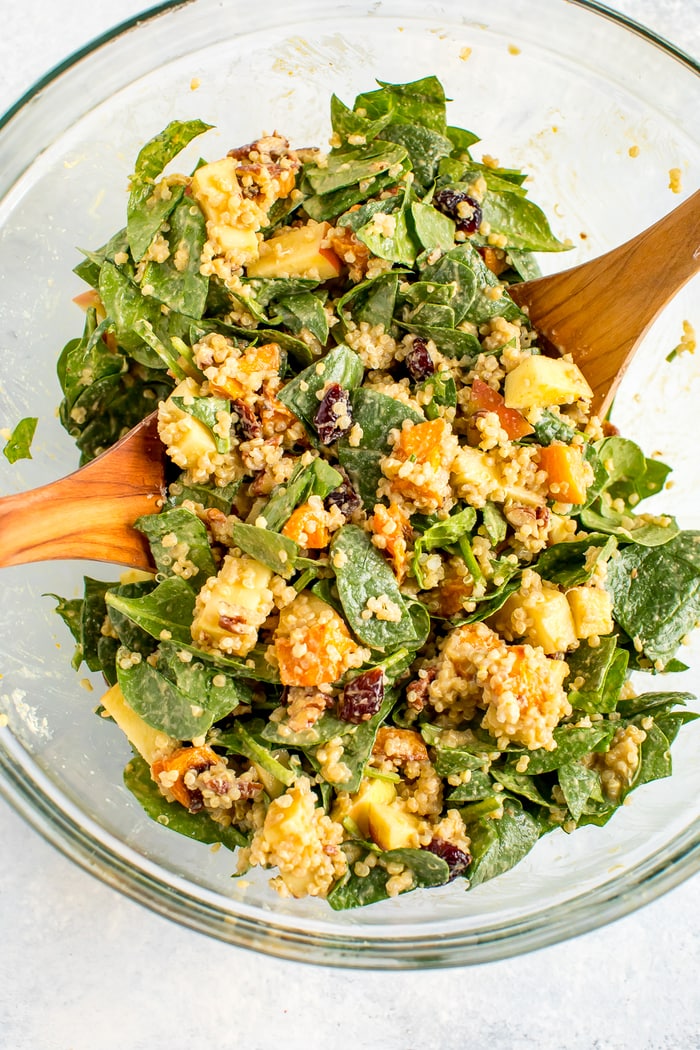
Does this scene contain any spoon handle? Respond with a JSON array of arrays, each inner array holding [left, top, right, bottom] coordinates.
[[510, 188, 700, 414], [0, 414, 163, 569]]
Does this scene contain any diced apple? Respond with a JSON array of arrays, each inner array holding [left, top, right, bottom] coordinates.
[[158, 377, 220, 469], [451, 446, 502, 498], [503, 356, 592, 409], [470, 378, 534, 439], [191, 554, 274, 656], [334, 777, 397, 838], [367, 800, 423, 851], [495, 584, 578, 654], [246, 221, 343, 280], [567, 586, 614, 639], [100, 683, 178, 765], [190, 157, 242, 226]]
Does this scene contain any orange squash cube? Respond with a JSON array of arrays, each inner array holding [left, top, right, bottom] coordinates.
[[274, 593, 359, 687], [209, 342, 281, 400], [538, 443, 590, 505], [282, 500, 331, 549], [370, 503, 409, 582], [151, 744, 220, 809]]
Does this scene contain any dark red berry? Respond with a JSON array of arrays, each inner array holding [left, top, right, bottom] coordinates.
[[337, 667, 384, 723], [314, 383, 353, 444], [433, 188, 482, 235], [423, 838, 471, 881], [232, 399, 262, 440], [326, 475, 362, 519], [405, 337, 435, 381]]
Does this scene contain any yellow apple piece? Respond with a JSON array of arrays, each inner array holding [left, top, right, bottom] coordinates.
[[246, 221, 342, 280]]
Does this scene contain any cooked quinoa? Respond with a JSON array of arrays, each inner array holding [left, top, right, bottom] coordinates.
[[52, 76, 698, 909]]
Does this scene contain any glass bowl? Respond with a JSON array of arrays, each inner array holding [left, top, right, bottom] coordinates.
[[0, 0, 698, 969]]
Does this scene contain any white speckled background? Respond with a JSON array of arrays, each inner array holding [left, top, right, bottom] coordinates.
[[0, 3, 698, 1047]]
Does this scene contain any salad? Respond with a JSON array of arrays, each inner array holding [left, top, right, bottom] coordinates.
[[51, 77, 698, 907]]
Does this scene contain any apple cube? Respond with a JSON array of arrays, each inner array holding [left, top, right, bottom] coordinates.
[[503, 356, 592, 409], [246, 221, 342, 280]]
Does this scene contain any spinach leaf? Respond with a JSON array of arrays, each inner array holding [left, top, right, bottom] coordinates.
[[106, 580, 158, 656], [535, 534, 616, 589], [124, 754, 247, 848], [356, 189, 416, 266], [605, 532, 700, 667], [558, 761, 603, 821], [47, 593, 84, 667], [337, 388, 424, 509], [596, 436, 670, 508], [580, 500, 679, 547], [328, 847, 449, 910], [482, 502, 507, 546], [401, 323, 480, 361], [217, 722, 296, 788], [305, 141, 407, 196], [465, 799, 541, 888], [139, 194, 209, 317], [332, 691, 398, 793], [127, 118, 212, 261], [490, 768, 551, 806], [417, 255, 476, 325], [106, 576, 195, 645], [134, 507, 216, 591], [117, 639, 249, 739], [616, 690, 695, 719], [273, 292, 329, 345], [354, 76, 448, 134], [631, 719, 673, 790], [275, 344, 364, 435], [260, 458, 343, 531], [506, 723, 616, 776], [229, 522, 299, 578], [2, 417, 37, 463], [168, 475, 241, 514], [330, 526, 417, 650], [337, 271, 400, 331], [479, 189, 570, 252], [445, 770, 494, 802], [417, 371, 457, 420], [531, 410, 577, 446], [410, 202, 456, 252], [329, 93, 393, 143], [380, 125, 453, 188]]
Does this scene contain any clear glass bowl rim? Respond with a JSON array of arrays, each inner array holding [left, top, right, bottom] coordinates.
[[0, 0, 698, 969]]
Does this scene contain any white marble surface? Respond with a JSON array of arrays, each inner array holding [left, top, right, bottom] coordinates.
[[1, 3, 699, 1048]]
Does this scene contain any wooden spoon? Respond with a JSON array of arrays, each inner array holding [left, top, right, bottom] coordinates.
[[509, 188, 700, 415], [0, 189, 698, 571], [0, 413, 165, 570]]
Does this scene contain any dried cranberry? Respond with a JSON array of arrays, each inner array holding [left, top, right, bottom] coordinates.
[[423, 838, 471, 881], [433, 188, 482, 235], [314, 383, 353, 444], [337, 667, 384, 723], [187, 788, 205, 814], [405, 337, 435, 382], [326, 475, 362, 519], [232, 399, 262, 440]]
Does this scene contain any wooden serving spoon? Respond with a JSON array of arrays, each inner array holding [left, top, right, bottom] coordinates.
[[509, 187, 700, 415], [0, 189, 698, 571]]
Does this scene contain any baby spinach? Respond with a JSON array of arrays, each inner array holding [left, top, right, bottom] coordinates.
[[273, 292, 329, 346], [330, 526, 417, 650], [337, 271, 401, 332], [557, 762, 603, 822], [356, 189, 416, 266], [170, 395, 231, 453], [381, 125, 453, 188], [445, 770, 494, 802], [417, 371, 457, 420], [2, 416, 37, 463], [260, 457, 343, 532], [127, 118, 212, 262], [229, 522, 299, 579], [139, 194, 209, 317], [333, 691, 398, 794], [530, 411, 577, 446], [616, 690, 695, 719], [276, 343, 363, 436], [535, 534, 616, 589], [168, 475, 241, 514], [353, 76, 449, 135], [505, 723, 616, 776], [124, 754, 247, 848], [135, 507, 216, 590], [595, 436, 671, 508], [479, 189, 570, 252], [216, 722, 297, 788], [106, 576, 196, 645], [328, 847, 450, 910], [481, 502, 508, 546], [465, 798, 542, 889], [605, 532, 700, 667]]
